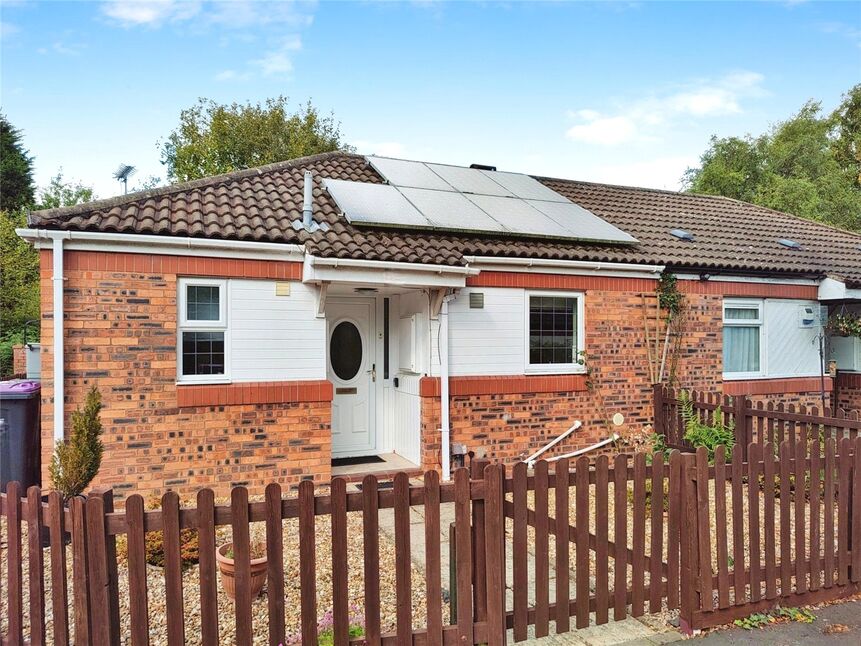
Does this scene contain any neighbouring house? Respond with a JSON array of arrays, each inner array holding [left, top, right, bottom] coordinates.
[[16, 152, 861, 498]]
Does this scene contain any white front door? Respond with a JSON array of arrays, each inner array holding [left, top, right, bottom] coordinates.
[[328, 298, 376, 457]]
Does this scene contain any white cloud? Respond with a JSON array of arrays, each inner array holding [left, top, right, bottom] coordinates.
[[1, 20, 20, 38], [101, 0, 314, 29], [581, 155, 699, 191], [251, 36, 302, 76], [38, 40, 86, 56], [566, 114, 638, 146], [353, 140, 406, 157], [214, 69, 249, 81], [566, 71, 766, 146], [101, 0, 202, 27]]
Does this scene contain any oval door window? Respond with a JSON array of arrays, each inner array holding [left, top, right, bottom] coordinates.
[[330, 321, 363, 381]]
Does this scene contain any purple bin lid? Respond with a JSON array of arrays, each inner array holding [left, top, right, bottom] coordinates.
[[0, 380, 41, 396]]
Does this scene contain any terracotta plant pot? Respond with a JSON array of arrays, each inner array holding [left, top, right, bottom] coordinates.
[[216, 543, 268, 600]]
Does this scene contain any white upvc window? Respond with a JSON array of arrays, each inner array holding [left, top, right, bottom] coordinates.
[[722, 299, 764, 378], [178, 278, 229, 382], [524, 291, 586, 374]]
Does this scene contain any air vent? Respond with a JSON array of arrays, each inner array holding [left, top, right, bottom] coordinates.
[[778, 239, 802, 250], [469, 163, 497, 171], [670, 228, 695, 242], [469, 292, 485, 309]]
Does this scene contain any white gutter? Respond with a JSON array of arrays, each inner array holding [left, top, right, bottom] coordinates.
[[462, 255, 664, 278], [308, 255, 479, 276], [440, 291, 457, 481], [15, 229, 305, 261]]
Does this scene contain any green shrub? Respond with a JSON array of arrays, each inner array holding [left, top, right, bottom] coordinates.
[[142, 494, 200, 568], [679, 390, 734, 463], [49, 386, 104, 500]]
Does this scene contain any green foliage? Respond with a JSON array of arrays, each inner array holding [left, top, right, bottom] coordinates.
[[160, 96, 353, 182], [679, 390, 735, 462], [827, 312, 861, 338], [317, 626, 364, 645], [142, 493, 200, 568], [49, 386, 104, 500], [656, 272, 683, 319], [35, 170, 94, 210], [685, 85, 861, 232], [733, 606, 815, 630], [0, 209, 40, 337], [0, 114, 35, 212]]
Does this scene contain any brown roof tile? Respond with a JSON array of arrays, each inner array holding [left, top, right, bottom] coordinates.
[[28, 151, 861, 287]]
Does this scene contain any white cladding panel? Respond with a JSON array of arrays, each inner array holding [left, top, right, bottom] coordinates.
[[764, 300, 822, 378], [431, 288, 526, 376], [229, 279, 326, 381]]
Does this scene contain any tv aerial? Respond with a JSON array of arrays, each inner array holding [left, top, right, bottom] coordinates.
[[113, 164, 137, 194]]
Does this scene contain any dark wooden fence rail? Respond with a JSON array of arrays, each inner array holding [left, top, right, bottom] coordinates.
[[680, 437, 861, 631], [3, 434, 861, 644], [654, 384, 860, 458]]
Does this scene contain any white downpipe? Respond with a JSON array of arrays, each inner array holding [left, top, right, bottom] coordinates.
[[523, 420, 583, 468], [49, 231, 70, 443], [544, 433, 621, 463], [440, 293, 455, 481]]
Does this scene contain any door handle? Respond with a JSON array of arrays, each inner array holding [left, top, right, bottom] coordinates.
[[368, 363, 376, 382]]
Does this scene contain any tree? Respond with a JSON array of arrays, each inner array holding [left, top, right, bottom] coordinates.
[[160, 96, 353, 182], [684, 85, 861, 232], [0, 114, 35, 212], [49, 386, 104, 500], [36, 170, 95, 210]]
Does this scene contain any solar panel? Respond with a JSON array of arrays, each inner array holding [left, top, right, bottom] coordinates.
[[366, 156, 452, 191], [399, 187, 507, 233], [323, 179, 429, 228], [465, 194, 572, 238], [426, 163, 514, 197], [481, 170, 568, 202], [526, 200, 638, 244]]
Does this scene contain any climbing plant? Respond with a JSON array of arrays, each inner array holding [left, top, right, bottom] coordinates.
[[643, 271, 687, 386]]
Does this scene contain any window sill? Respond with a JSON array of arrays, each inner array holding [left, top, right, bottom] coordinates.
[[525, 366, 587, 376], [176, 378, 231, 386]]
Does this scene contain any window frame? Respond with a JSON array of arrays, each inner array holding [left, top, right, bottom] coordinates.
[[177, 278, 230, 383], [524, 290, 586, 375], [722, 298, 765, 379]]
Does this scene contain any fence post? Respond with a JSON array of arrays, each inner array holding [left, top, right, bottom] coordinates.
[[483, 463, 506, 646], [653, 383, 665, 438], [471, 457, 490, 623], [734, 395, 749, 461], [678, 453, 700, 634], [90, 486, 122, 645]]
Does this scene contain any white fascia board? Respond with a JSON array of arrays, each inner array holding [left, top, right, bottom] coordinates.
[[461, 255, 664, 279], [675, 272, 819, 286], [15, 229, 305, 262], [303, 255, 475, 289], [819, 277, 861, 301]]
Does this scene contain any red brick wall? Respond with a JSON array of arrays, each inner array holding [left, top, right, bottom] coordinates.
[[11, 344, 27, 377], [39, 249, 330, 499], [419, 289, 725, 469], [836, 372, 861, 413]]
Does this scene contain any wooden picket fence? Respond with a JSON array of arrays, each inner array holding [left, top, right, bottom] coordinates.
[[2, 437, 861, 644], [653, 384, 860, 458]]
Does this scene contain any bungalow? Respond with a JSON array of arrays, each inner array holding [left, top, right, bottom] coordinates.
[[17, 152, 861, 497]]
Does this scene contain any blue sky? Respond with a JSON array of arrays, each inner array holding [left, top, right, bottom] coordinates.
[[2, 1, 859, 199]]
